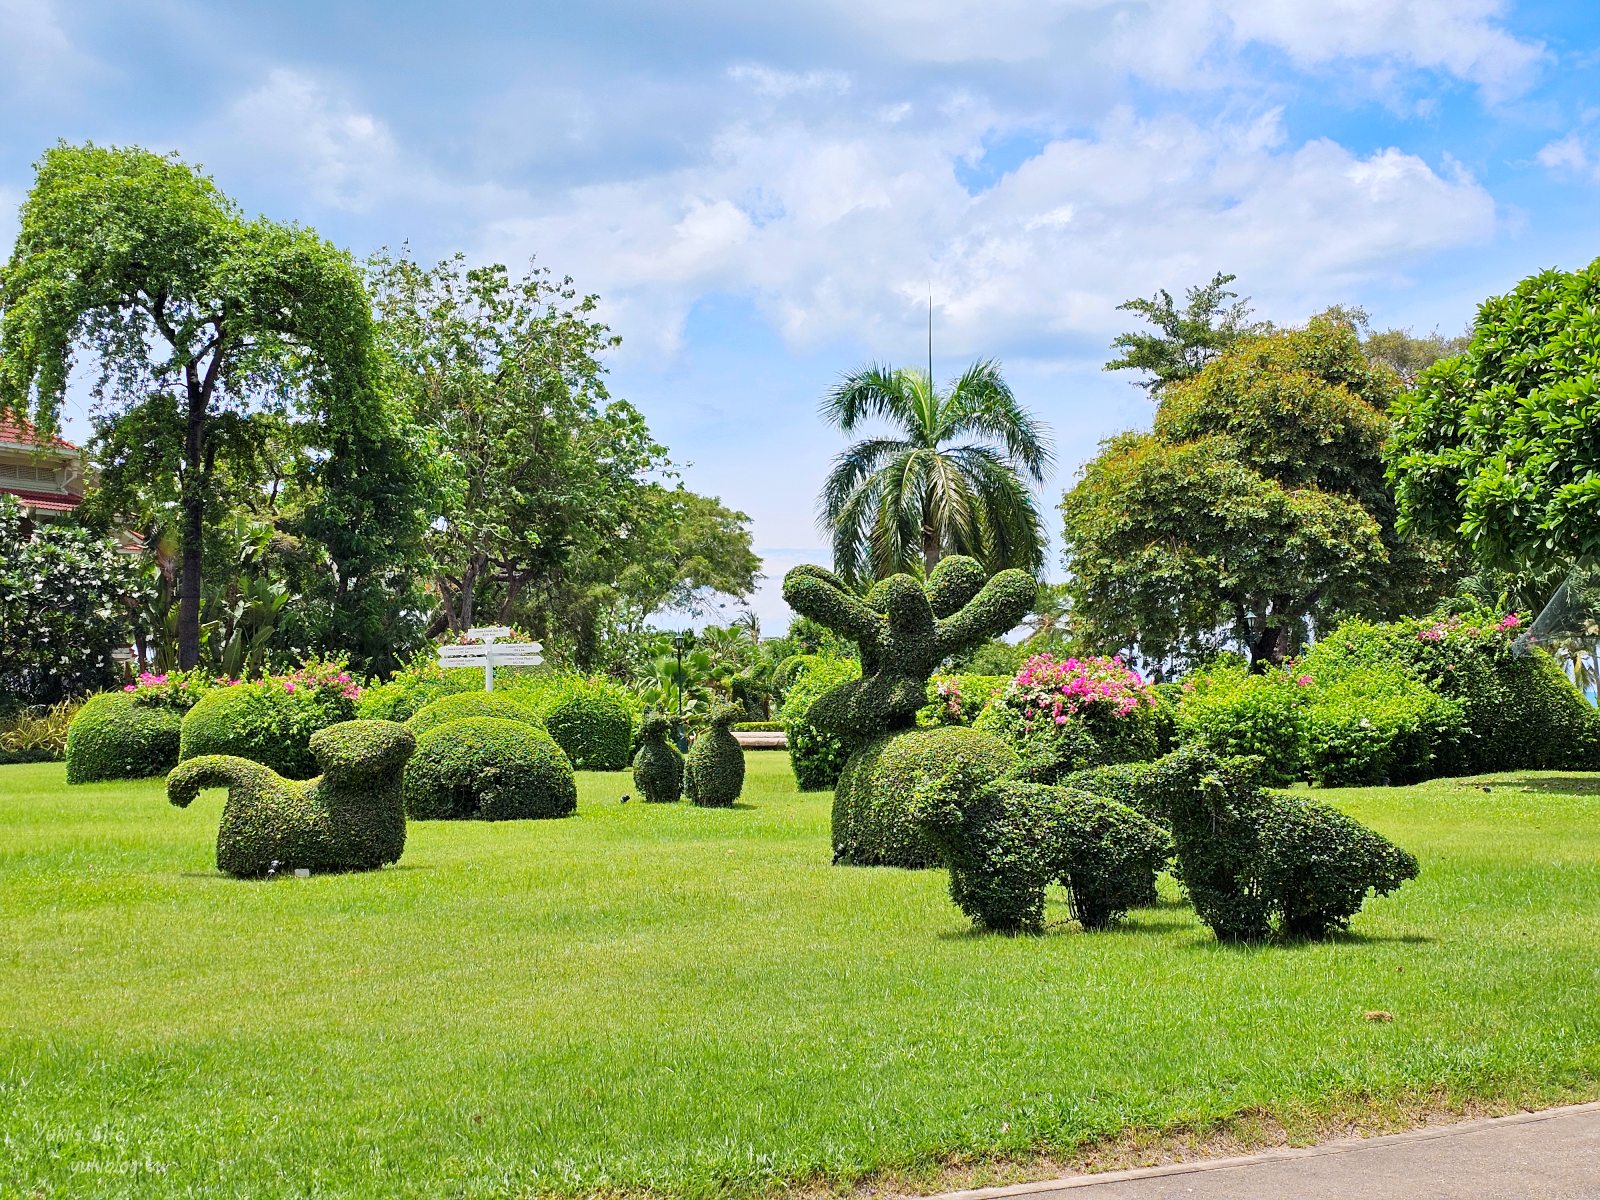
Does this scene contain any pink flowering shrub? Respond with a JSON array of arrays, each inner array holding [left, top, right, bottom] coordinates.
[[978, 654, 1166, 776], [1009, 654, 1157, 724], [175, 659, 363, 779]]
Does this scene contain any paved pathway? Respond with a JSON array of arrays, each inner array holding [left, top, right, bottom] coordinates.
[[934, 1102, 1600, 1199]]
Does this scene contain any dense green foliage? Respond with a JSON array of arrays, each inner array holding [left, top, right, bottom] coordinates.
[[356, 659, 486, 722], [919, 674, 1009, 726], [817, 359, 1053, 585], [0, 497, 150, 707], [1106, 271, 1262, 396], [684, 705, 746, 808], [1151, 747, 1419, 941], [6, 754, 1599, 1197], [1174, 663, 1308, 784], [832, 727, 1018, 868], [403, 718, 577, 821], [0, 143, 420, 672], [1389, 255, 1600, 573], [166, 720, 413, 878], [511, 676, 637, 770], [631, 713, 685, 803], [778, 654, 860, 791], [178, 670, 359, 779], [405, 691, 542, 738], [914, 777, 1172, 933], [782, 557, 1036, 744], [1065, 317, 1455, 665], [64, 692, 182, 783], [0, 700, 76, 764]]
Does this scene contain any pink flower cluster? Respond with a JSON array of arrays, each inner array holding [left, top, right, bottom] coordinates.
[[276, 663, 361, 701], [1008, 653, 1157, 726], [1416, 613, 1522, 645]]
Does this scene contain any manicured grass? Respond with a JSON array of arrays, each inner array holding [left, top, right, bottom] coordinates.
[[3, 755, 1600, 1198]]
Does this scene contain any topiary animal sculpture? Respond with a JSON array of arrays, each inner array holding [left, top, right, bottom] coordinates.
[[912, 766, 1172, 933], [781, 557, 1037, 745], [167, 719, 415, 879], [633, 711, 685, 803], [1147, 745, 1420, 941], [684, 704, 745, 808]]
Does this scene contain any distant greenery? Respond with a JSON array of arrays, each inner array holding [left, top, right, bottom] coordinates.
[[1106, 271, 1264, 397], [6, 756, 1600, 1197]]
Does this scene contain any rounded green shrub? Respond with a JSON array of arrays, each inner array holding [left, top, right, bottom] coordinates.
[[167, 720, 415, 878], [65, 692, 182, 783], [684, 705, 745, 808], [779, 654, 860, 791], [632, 712, 685, 803], [356, 660, 485, 722], [1174, 663, 1307, 784], [505, 675, 638, 770], [179, 680, 357, 780], [1301, 665, 1466, 786], [406, 692, 542, 739], [919, 674, 1011, 727], [833, 726, 1018, 868], [404, 717, 576, 820]]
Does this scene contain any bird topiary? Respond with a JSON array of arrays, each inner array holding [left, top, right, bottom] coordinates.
[[406, 691, 542, 738], [911, 773, 1173, 933], [833, 726, 1018, 868], [65, 692, 183, 783], [684, 704, 745, 808], [1148, 745, 1420, 941], [782, 556, 1036, 866], [166, 720, 415, 878], [632, 711, 685, 803], [403, 717, 577, 821]]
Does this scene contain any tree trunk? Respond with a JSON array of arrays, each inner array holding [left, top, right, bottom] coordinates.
[[1248, 624, 1285, 670], [175, 387, 207, 670], [922, 523, 939, 577]]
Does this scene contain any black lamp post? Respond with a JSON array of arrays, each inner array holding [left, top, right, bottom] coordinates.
[[672, 631, 686, 721]]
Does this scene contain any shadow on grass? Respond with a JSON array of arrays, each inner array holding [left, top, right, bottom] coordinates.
[[1505, 776, 1600, 797], [1183, 929, 1436, 953]]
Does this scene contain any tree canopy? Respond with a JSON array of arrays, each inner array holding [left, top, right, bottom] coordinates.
[[1106, 271, 1263, 397], [1389, 255, 1600, 575], [818, 359, 1053, 585], [1064, 317, 1456, 666]]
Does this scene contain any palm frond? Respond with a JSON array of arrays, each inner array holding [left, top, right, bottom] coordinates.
[[942, 358, 1055, 482]]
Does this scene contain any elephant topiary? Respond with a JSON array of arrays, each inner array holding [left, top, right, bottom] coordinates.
[[632, 711, 685, 803], [912, 772, 1173, 933], [684, 705, 745, 808], [167, 719, 415, 879]]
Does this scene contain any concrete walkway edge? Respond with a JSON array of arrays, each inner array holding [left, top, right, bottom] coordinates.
[[929, 1101, 1600, 1197]]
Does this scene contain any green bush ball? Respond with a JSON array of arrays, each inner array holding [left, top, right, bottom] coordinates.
[[684, 706, 745, 808], [406, 692, 542, 738], [65, 692, 182, 783], [632, 713, 684, 803], [403, 717, 577, 821], [539, 691, 634, 771], [180, 684, 355, 779], [833, 726, 1018, 868]]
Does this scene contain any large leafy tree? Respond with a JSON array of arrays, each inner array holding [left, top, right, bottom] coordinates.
[[1064, 316, 1456, 666], [1389, 256, 1600, 574], [1106, 271, 1263, 397], [0, 143, 405, 670], [368, 251, 756, 666], [818, 359, 1053, 585]]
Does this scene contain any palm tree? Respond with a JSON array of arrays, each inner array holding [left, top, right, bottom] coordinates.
[[818, 359, 1053, 585]]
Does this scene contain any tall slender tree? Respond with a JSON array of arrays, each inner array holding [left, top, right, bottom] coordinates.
[[0, 143, 389, 669], [818, 358, 1053, 586]]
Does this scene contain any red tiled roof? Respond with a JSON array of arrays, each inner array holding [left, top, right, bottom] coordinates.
[[0, 415, 78, 452], [2, 487, 83, 513]]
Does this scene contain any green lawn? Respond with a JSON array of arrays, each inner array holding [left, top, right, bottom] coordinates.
[[3, 755, 1599, 1199]]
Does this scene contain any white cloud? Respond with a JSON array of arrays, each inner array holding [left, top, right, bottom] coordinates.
[[1536, 132, 1600, 183], [0, 0, 96, 97], [727, 64, 851, 98]]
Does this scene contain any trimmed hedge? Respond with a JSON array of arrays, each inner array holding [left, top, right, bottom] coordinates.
[[919, 674, 1010, 727], [406, 692, 542, 738], [632, 712, 685, 803], [1174, 663, 1307, 784], [913, 777, 1172, 933], [167, 720, 415, 878], [731, 721, 783, 733], [505, 676, 638, 770], [179, 681, 358, 780], [832, 726, 1018, 868], [65, 692, 183, 783], [779, 654, 860, 791], [685, 705, 745, 807], [403, 717, 577, 820]]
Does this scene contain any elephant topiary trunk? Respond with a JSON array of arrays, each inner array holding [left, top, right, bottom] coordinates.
[[167, 719, 415, 878]]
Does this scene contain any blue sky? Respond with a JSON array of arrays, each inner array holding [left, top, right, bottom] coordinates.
[[2, 0, 1598, 631]]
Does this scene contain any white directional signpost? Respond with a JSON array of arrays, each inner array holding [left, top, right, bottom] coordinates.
[[437, 627, 543, 691]]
